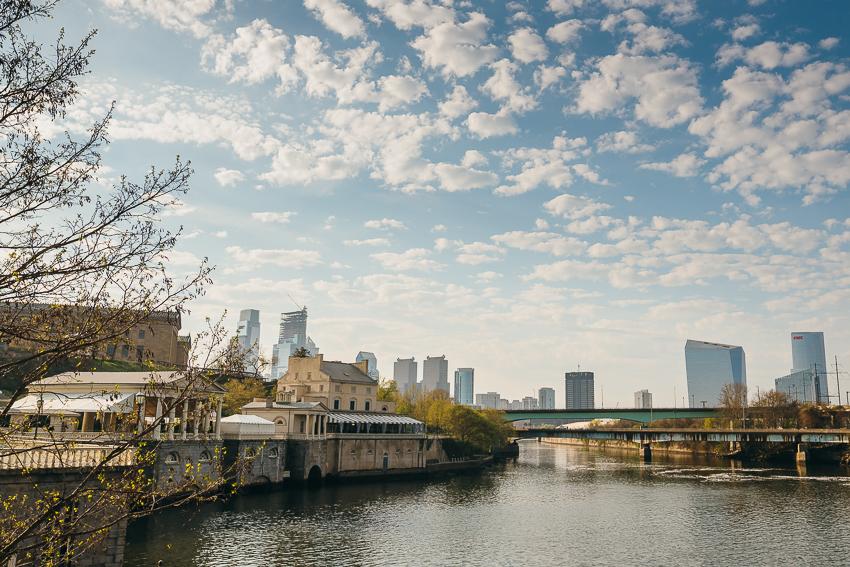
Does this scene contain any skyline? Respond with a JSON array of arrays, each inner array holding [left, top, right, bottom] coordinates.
[[47, 0, 850, 405]]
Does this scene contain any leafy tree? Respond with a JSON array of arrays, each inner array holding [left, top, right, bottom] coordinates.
[[377, 376, 398, 402], [222, 376, 269, 417], [292, 347, 310, 358], [718, 383, 748, 428], [750, 389, 798, 428], [395, 385, 450, 432], [478, 408, 516, 445], [444, 405, 500, 456]]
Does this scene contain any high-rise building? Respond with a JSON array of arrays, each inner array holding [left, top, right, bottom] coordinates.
[[565, 372, 594, 409], [522, 396, 538, 410], [791, 332, 829, 403], [235, 309, 261, 373], [509, 400, 522, 410], [685, 340, 746, 408], [393, 357, 417, 394], [454, 368, 474, 405], [634, 389, 652, 409], [499, 399, 509, 410], [775, 369, 819, 404], [423, 355, 449, 393], [269, 307, 319, 381], [538, 387, 555, 409], [475, 392, 500, 410], [356, 351, 379, 379]]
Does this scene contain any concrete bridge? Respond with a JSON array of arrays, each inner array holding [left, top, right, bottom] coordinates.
[[503, 407, 717, 423], [513, 427, 850, 462]]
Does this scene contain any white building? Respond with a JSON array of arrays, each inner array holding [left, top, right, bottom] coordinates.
[[423, 355, 449, 393], [634, 389, 652, 409], [538, 387, 555, 409], [393, 357, 417, 394], [475, 392, 500, 410], [509, 400, 522, 410], [522, 396, 538, 410]]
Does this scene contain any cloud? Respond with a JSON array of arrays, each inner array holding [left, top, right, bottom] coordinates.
[[455, 241, 506, 264], [103, 0, 218, 38], [365, 218, 407, 230], [225, 246, 323, 268], [596, 130, 654, 153], [820, 37, 840, 50], [303, 0, 366, 39], [476, 270, 502, 282], [252, 211, 297, 223], [202, 19, 294, 86], [731, 24, 760, 41], [544, 193, 612, 220], [546, 0, 583, 17], [546, 19, 584, 44], [438, 85, 478, 119], [431, 224, 447, 233], [508, 28, 548, 63], [461, 150, 489, 168], [492, 231, 586, 256], [535, 218, 550, 230], [409, 12, 501, 78], [214, 167, 246, 186], [716, 41, 812, 70], [433, 163, 499, 191], [493, 135, 589, 196], [370, 248, 444, 271], [156, 195, 196, 217], [480, 59, 538, 113], [639, 152, 706, 177], [465, 110, 519, 139], [344, 238, 391, 246]]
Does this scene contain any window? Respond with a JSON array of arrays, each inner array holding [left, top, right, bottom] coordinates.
[[124, 330, 130, 337], [245, 447, 255, 457], [307, 372, 312, 380], [406, 449, 412, 454], [366, 388, 371, 394], [349, 400, 355, 410], [335, 385, 341, 392], [334, 399, 340, 410], [136, 346, 144, 360], [295, 373, 299, 380], [350, 449, 356, 455], [199, 451, 211, 463], [306, 385, 311, 393], [367, 449, 373, 455], [320, 385, 324, 392], [165, 452, 180, 464], [106, 344, 115, 356], [365, 401, 371, 411], [351, 386, 356, 394], [138, 330, 145, 339], [382, 406, 388, 412], [121, 345, 129, 356], [395, 449, 401, 455], [269, 448, 279, 458]]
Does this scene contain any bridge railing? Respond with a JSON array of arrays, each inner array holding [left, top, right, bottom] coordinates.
[[0, 443, 137, 470]]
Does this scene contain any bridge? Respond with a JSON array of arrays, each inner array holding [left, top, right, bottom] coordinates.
[[503, 407, 717, 423]]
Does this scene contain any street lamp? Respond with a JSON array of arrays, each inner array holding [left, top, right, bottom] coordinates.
[[33, 397, 44, 439]]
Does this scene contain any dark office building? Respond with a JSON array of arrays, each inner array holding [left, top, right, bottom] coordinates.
[[565, 371, 594, 409]]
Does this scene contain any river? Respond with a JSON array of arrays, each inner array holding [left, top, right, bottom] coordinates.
[[125, 441, 850, 566]]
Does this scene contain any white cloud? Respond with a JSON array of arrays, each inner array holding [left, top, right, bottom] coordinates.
[[225, 246, 322, 268], [214, 167, 246, 186], [252, 211, 297, 223], [202, 19, 294, 86], [102, 0, 218, 38], [639, 152, 706, 177], [409, 12, 501, 78], [508, 28, 548, 63], [543, 193, 612, 219], [214, 230, 228, 238], [492, 231, 586, 256], [820, 37, 840, 50], [716, 41, 812, 70], [344, 238, 391, 246], [461, 150, 489, 168], [596, 130, 654, 153], [156, 196, 196, 217], [535, 218, 550, 230], [438, 85, 478, 119], [371, 248, 444, 271], [455, 241, 506, 264], [466, 110, 519, 139], [159, 249, 203, 266], [480, 59, 538, 113], [600, 0, 698, 24], [566, 215, 621, 234], [731, 24, 760, 41], [431, 224, 447, 233], [303, 0, 366, 39], [534, 65, 567, 90], [493, 135, 589, 196], [546, 19, 584, 44], [433, 163, 499, 191], [475, 271, 502, 282], [365, 218, 407, 230], [546, 0, 583, 17]]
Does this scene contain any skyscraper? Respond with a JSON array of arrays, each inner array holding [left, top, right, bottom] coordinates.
[[522, 396, 538, 410], [565, 372, 594, 409], [454, 368, 474, 405], [269, 307, 319, 381], [475, 392, 500, 410], [775, 369, 819, 404], [791, 332, 829, 403], [393, 357, 417, 394], [538, 387, 555, 409], [356, 351, 379, 378], [685, 340, 746, 408], [235, 309, 261, 372], [634, 389, 652, 409], [423, 355, 449, 393]]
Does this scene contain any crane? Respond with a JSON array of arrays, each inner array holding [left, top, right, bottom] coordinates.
[[288, 295, 305, 311]]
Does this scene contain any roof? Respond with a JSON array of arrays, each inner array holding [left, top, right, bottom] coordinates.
[[12, 392, 134, 414], [328, 413, 422, 425], [322, 361, 376, 385], [221, 414, 274, 424], [32, 371, 227, 393], [685, 339, 741, 350], [357, 351, 375, 357], [241, 401, 325, 410]]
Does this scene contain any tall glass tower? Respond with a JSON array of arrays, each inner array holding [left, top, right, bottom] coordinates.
[[791, 332, 829, 403], [685, 340, 746, 408], [454, 368, 474, 405], [565, 372, 594, 409]]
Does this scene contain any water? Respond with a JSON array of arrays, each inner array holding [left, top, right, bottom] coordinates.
[[125, 442, 850, 566]]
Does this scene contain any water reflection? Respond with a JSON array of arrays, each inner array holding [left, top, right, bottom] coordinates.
[[126, 441, 850, 567]]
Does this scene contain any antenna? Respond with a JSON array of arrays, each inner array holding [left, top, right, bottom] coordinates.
[[287, 295, 305, 311]]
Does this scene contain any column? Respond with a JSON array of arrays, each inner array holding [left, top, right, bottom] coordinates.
[[204, 407, 211, 439], [137, 394, 146, 433], [153, 397, 163, 440], [167, 404, 176, 440], [796, 443, 809, 463], [193, 404, 200, 436], [215, 398, 222, 440], [639, 442, 651, 461], [182, 400, 189, 440]]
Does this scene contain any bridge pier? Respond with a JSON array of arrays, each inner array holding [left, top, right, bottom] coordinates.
[[796, 443, 809, 463], [639, 443, 651, 461]]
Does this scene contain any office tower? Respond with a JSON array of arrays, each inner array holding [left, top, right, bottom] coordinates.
[[522, 396, 538, 410], [634, 390, 652, 409], [791, 332, 829, 403], [510, 400, 522, 410], [356, 351, 379, 379], [538, 387, 555, 409], [475, 392, 500, 410], [775, 370, 819, 404], [269, 307, 319, 381], [685, 340, 746, 408], [454, 368, 474, 405], [393, 357, 417, 394], [498, 399, 509, 410], [235, 309, 261, 372], [565, 372, 594, 409], [423, 355, 449, 393]]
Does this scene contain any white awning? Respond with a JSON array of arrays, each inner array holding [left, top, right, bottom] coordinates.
[[328, 413, 422, 426], [11, 392, 136, 414]]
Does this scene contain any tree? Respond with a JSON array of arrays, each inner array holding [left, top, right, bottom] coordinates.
[[292, 347, 310, 358], [750, 389, 798, 429], [444, 405, 500, 456], [395, 385, 450, 432], [222, 376, 269, 417], [377, 376, 398, 402], [0, 1, 242, 563], [718, 383, 748, 428], [479, 408, 516, 445]]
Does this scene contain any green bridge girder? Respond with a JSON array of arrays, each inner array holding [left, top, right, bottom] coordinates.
[[503, 407, 717, 423]]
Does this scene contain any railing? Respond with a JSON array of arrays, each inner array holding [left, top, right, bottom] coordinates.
[[327, 433, 426, 440], [0, 429, 217, 443], [0, 444, 136, 470]]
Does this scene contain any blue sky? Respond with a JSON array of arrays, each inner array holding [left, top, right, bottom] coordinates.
[[48, 0, 850, 405]]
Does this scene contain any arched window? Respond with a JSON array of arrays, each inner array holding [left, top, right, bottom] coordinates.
[[246, 447, 256, 457], [350, 449, 356, 455], [275, 417, 287, 426], [406, 449, 412, 454], [367, 449, 373, 455], [395, 449, 401, 455], [382, 406, 388, 412], [199, 451, 211, 463], [165, 452, 179, 464], [268, 448, 279, 458]]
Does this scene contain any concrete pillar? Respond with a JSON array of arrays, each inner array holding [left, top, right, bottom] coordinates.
[[137, 395, 146, 433], [193, 404, 200, 436], [81, 412, 94, 432], [204, 407, 211, 439], [153, 397, 163, 440], [215, 398, 222, 440], [639, 443, 652, 461], [167, 404, 176, 440], [796, 443, 809, 463], [182, 400, 189, 440]]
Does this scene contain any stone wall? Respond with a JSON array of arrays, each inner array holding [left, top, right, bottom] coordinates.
[[153, 440, 223, 488], [285, 439, 328, 481], [222, 439, 289, 485]]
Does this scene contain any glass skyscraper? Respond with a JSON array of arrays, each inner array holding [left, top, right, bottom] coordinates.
[[791, 332, 829, 403], [684, 340, 746, 408], [538, 387, 556, 409], [454, 368, 474, 405], [565, 372, 594, 409], [775, 369, 819, 404]]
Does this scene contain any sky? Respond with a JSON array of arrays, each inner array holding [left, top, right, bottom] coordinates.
[[42, 0, 850, 406]]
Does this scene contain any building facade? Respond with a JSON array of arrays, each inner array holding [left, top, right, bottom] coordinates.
[[522, 396, 538, 410], [791, 332, 829, 403], [475, 392, 500, 410], [775, 369, 819, 404], [565, 372, 594, 409], [355, 351, 379, 379], [393, 357, 417, 394], [454, 368, 474, 405], [634, 389, 652, 409], [235, 309, 261, 373], [422, 355, 449, 393], [685, 340, 746, 408], [538, 387, 555, 409], [270, 308, 319, 381], [276, 354, 385, 412]]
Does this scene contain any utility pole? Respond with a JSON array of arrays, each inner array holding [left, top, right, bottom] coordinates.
[[835, 356, 841, 406]]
